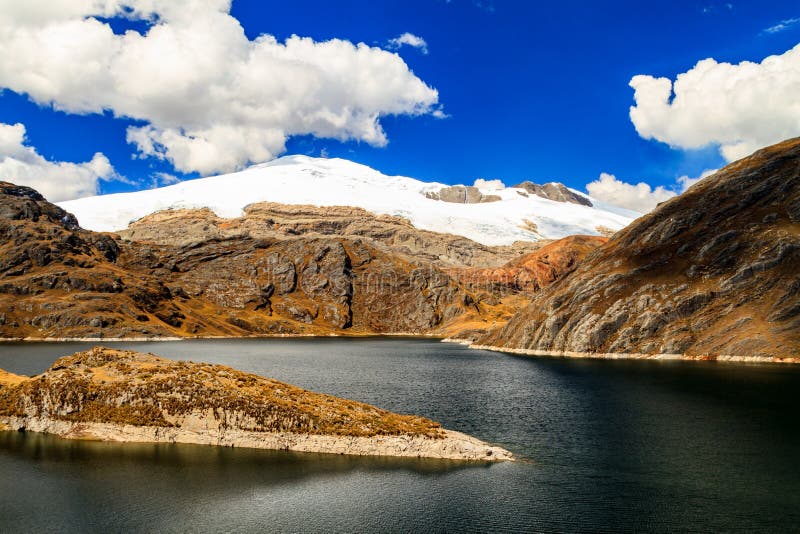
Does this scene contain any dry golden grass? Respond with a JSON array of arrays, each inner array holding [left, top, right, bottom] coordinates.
[[0, 370, 26, 387], [0, 347, 444, 438]]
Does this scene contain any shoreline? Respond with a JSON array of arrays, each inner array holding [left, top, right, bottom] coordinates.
[[0, 416, 514, 462], [0, 332, 445, 343], [468, 344, 800, 365]]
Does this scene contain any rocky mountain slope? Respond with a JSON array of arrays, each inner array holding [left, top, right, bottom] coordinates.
[[513, 181, 593, 206], [479, 138, 800, 361], [119, 202, 542, 269], [0, 181, 494, 338], [450, 235, 608, 296], [59, 155, 637, 245], [0, 347, 512, 460]]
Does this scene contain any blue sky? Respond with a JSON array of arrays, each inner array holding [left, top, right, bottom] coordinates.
[[1, 0, 799, 210]]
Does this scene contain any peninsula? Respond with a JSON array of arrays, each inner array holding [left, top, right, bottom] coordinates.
[[0, 347, 512, 461]]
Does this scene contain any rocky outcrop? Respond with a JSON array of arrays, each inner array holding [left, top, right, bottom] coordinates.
[[424, 185, 501, 204], [450, 235, 607, 296], [513, 181, 593, 207], [0, 347, 513, 460], [481, 138, 800, 360], [0, 182, 511, 339], [121, 203, 540, 269]]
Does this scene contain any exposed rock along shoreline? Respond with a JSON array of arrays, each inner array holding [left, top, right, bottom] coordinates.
[[0, 332, 445, 343], [6, 334, 797, 365], [0, 348, 513, 462], [0, 417, 513, 461], [467, 344, 800, 365]]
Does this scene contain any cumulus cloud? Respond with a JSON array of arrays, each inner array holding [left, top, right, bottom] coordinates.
[[629, 43, 800, 162], [149, 171, 180, 189], [677, 168, 717, 192], [586, 173, 676, 213], [387, 32, 429, 54], [0, 1, 440, 175], [473, 178, 505, 190], [0, 122, 115, 201]]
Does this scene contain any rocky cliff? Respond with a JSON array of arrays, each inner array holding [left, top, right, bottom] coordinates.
[[0, 347, 512, 460], [0, 182, 501, 338], [512, 181, 593, 207], [479, 138, 800, 361], [450, 235, 607, 296], [120, 202, 542, 269]]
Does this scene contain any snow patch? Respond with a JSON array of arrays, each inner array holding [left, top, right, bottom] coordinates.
[[59, 155, 637, 246]]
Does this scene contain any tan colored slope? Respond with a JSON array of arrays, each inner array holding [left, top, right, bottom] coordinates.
[[449, 235, 607, 295], [0, 182, 487, 339], [0, 370, 25, 386], [0, 348, 513, 460], [480, 137, 800, 359]]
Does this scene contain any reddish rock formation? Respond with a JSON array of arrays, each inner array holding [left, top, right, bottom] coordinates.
[[449, 235, 607, 295]]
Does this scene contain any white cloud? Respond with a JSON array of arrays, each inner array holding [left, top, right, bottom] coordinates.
[[0, 1, 440, 175], [0, 122, 115, 201], [586, 173, 676, 213], [387, 32, 429, 54], [677, 168, 717, 192], [763, 17, 800, 34], [629, 43, 800, 162], [473, 178, 505, 190], [149, 171, 180, 189]]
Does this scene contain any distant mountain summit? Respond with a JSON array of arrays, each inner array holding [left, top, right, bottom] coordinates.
[[59, 156, 636, 246], [480, 138, 800, 361]]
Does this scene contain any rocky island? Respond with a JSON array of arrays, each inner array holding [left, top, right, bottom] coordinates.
[[0, 347, 512, 461]]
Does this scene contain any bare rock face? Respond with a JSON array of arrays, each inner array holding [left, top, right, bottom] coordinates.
[[450, 235, 607, 296], [0, 183, 488, 338], [424, 185, 501, 204], [122, 202, 539, 269], [0, 347, 513, 460], [482, 138, 800, 359], [513, 181, 593, 207]]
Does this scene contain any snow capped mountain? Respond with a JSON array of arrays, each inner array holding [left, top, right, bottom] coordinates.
[[59, 156, 638, 246]]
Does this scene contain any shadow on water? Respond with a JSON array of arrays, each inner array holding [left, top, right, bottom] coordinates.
[[0, 430, 488, 480]]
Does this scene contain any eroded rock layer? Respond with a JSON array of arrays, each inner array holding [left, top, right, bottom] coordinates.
[[120, 202, 541, 268]]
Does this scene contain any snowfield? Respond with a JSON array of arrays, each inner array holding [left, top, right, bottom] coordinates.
[[59, 155, 639, 246]]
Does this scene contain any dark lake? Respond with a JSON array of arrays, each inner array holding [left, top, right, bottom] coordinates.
[[1, 337, 799, 532]]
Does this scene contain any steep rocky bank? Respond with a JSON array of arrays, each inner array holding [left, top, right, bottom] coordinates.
[[0, 347, 513, 460], [480, 138, 800, 360]]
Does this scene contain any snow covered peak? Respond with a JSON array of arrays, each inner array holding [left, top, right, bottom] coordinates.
[[58, 156, 638, 246]]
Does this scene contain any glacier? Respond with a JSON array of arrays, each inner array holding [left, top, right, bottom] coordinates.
[[59, 155, 639, 246]]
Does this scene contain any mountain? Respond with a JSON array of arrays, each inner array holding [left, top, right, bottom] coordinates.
[[0, 181, 487, 338], [3, 177, 601, 339], [449, 235, 608, 296], [479, 138, 800, 361], [117, 202, 543, 269], [0, 347, 513, 460], [59, 155, 637, 246]]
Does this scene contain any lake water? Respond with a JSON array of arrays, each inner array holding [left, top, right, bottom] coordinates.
[[1, 338, 799, 532]]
